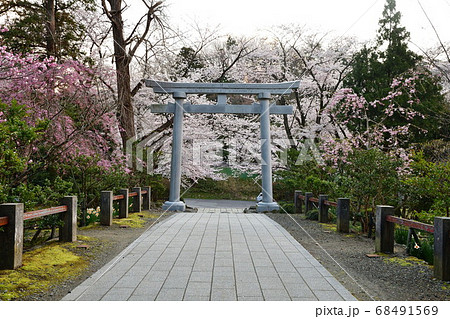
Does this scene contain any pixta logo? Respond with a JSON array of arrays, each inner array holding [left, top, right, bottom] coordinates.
[[125, 135, 161, 174]]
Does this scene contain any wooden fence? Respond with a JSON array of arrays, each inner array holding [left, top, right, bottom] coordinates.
[[294, 190, 450, 281], [375, 205, 450, 281], [0, 186, 152, 270], [294, 190, 350, 233], [0, 196, 77, 270], [100, 186, 151, 226]]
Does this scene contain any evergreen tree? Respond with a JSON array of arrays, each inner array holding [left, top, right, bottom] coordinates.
[[0, 0, 96, 60], [344, 0, 447, 143]]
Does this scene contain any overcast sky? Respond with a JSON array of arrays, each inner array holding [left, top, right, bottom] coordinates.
[[158, 0, 450, 50]]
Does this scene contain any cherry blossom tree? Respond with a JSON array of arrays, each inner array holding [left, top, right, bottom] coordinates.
[[0, 41, 122, 187]]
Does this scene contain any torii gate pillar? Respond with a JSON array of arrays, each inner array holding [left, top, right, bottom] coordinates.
[[162, 91, 186, 211], [256, 92, 279, 212]]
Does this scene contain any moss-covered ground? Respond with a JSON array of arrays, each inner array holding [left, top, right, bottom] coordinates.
[[0, 239, 90, 301], [0, 211, 163, 300]]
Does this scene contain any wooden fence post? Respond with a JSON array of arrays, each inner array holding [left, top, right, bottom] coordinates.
[[318, 195, 328, 223], [434, 217, 450, 281], [337, 198, 350, 233], [305, 192, 313, 213], [375, 205, 395, 253], [119, 189, 129, 219], [132, 187, 142, 213], [60, 196, 77, 242], [294, 190, 302, 214], [0, 203, 24, 270], [142, 186, 151, 211], [100, 191, 113, 226]]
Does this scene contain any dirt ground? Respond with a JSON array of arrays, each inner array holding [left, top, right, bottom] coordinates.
[[266, 213, 450, 301]]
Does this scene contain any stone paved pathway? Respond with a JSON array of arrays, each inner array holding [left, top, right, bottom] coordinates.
[[62, 212, 356, 301]]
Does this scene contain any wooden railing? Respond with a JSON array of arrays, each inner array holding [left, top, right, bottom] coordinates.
[[294, 190, 450, 281], [375, 205, 449, 281], [0, 196, 77, 270], [23, 205, 68, 221], [0, 216, 8, 227], [100, 186, 151, 226], [0, 186, 152, 271], [386, 215, 434, 233], [294, 190, 350, 233]]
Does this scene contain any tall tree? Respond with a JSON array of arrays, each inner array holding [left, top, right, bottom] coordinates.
[[0, 0, 96, 59], [344, 0, 446, 143], [101, 0, 163, 148]]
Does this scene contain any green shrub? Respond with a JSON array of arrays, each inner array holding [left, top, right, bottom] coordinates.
[[306, 209, 319, 220], [394, 227, 409, 245], [279, 202, 295, 214], [407, 236, 434, 265]]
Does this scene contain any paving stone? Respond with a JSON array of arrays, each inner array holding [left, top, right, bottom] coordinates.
[[262, 289, 291, 301], [284, 283, 316, 298], [314, 290, 345, 301], [114, 275, 144, 288], [237, 296, 265, 301], [235, 271, 258, 283], [258, 276, 285, 290], [212, 276, 236, 289], [101, 288, 134, 301], [183, 295, 210, 301], [156, 288, 185, 301], [128, 294, 157, 301], [236, 282, 262, 296], [189, 271, 212, 283], [77, 293, 107, 301], [185, 282, 211, 296], [211, 288, 237, 301], [143, 270, 170, 282], [132, 285, 161, 299]]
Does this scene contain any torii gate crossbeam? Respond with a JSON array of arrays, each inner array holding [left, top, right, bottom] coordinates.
[[146, 80, 300, 212]]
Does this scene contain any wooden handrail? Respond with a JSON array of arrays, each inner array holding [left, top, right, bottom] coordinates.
[[324, 200, 338, 207], [309, 197, 319, 203], [113, 195, 124, 200], [0, 216, 8, 227], [129, 192, 138, 197], [23, 205, 68, 221], [141, 190, 148, 195], [386, 215, 434, 233]]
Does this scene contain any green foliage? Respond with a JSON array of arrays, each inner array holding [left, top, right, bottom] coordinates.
[[0, 99, 48, 200], [344, 0, 447, 143], [274, 149, 336, 201], [0, 0, 96, 59], [407, 235, 434, 265], [394, 227, 409, 245], [279, 201, 295, 214], [403, 151, 450, 216], [305, 209, 319, 221], [183, 176, 259, 201]]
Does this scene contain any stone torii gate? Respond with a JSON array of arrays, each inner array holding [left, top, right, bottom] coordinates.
[[146, 80, 300, 212]]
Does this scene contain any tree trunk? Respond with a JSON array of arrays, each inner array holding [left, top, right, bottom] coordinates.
[[108, 0, 136, 147], [45, 0, 57, 57]]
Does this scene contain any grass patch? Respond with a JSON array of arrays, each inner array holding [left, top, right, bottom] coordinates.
[[320, 223, 337, 232], [383, 257, 414, 267], [112, 211, 158, 228], [0, 242, 88, 300]]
